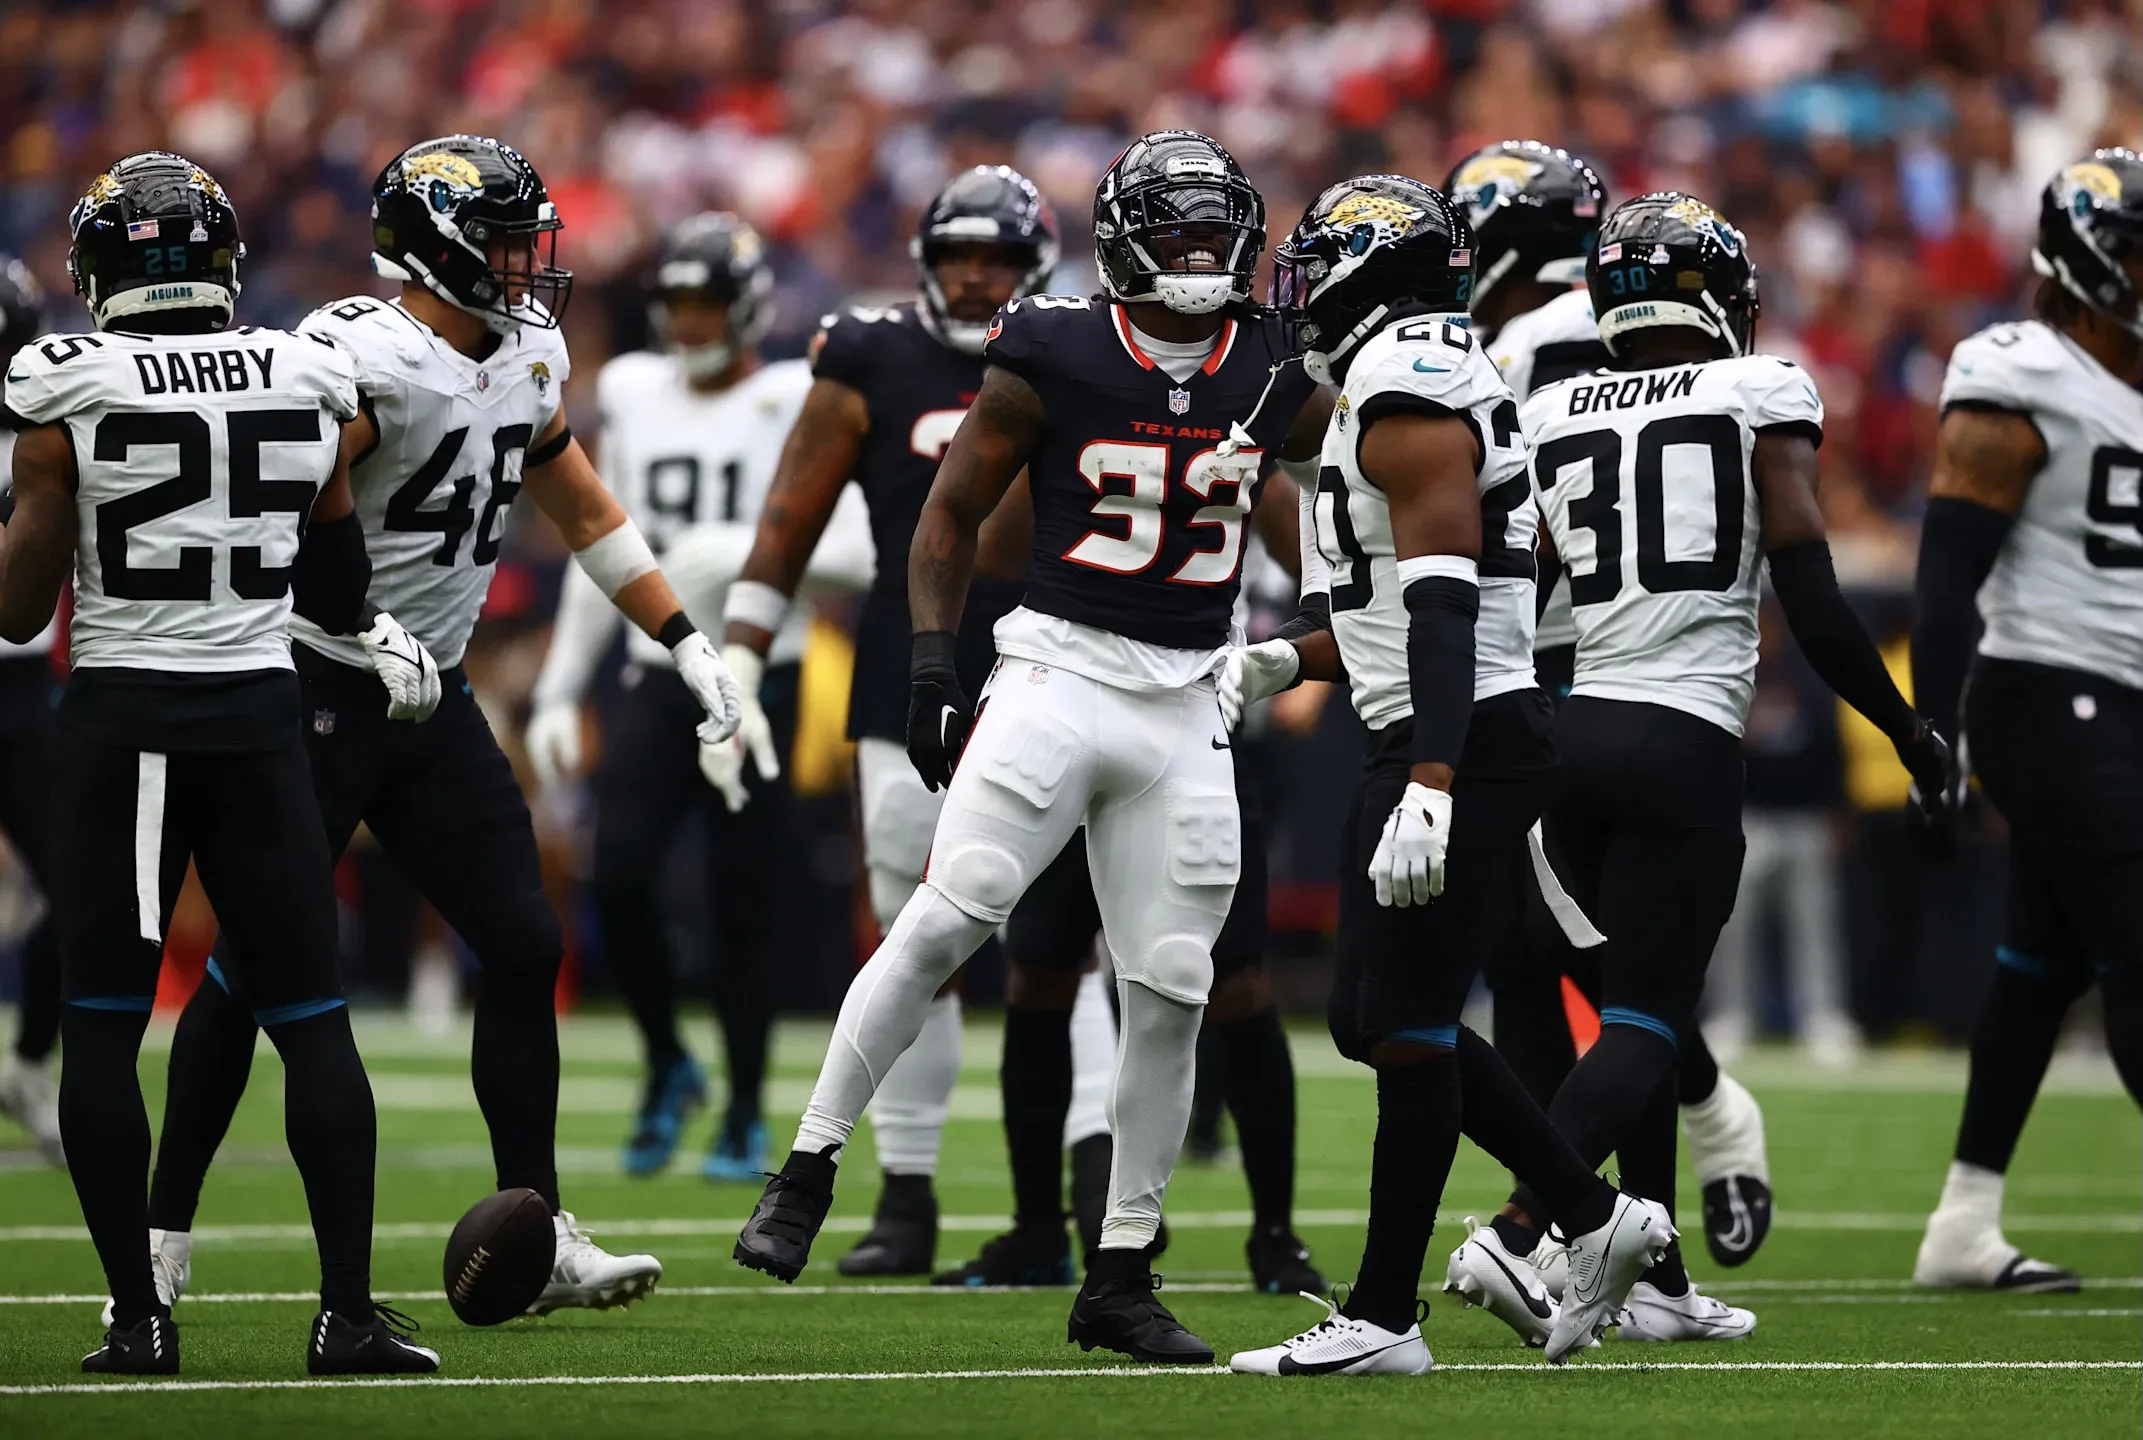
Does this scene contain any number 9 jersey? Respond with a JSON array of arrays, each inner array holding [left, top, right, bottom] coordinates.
[[1525, 354, 1823, 736], [1942, 320, 2143, 692]]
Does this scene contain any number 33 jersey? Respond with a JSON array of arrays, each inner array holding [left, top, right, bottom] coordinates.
[[291, 296, 570, 669], [1525, 355, 1823, 736], [1941, 320, 2143, 692], [1312, 315, 1536, 729]]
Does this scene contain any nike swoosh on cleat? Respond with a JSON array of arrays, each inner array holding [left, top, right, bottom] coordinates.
[[1478, 1245, 1553, 1319], [1210, 737, 1231, 750], [1572, 1227, 1617, 1305], [1277, 1338, 1414, 1375]]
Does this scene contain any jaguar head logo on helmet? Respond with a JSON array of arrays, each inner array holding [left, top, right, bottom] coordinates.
[[369, 134, 572, 336], [1442, 140, 1608, 326], [1586, 191, 1759, 360], [2033, 148, 2143, 340]]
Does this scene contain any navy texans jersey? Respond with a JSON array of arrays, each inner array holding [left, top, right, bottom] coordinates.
[[983, 296, 1315, 651], [811, 301, 1018, 741]]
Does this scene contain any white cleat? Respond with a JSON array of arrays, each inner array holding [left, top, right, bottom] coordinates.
[[0, 1050, 63, 1165], [1914, 1209, 2080, 1293], [98, 1228, 191, 1327], [1683, 1073, 1773, 1268], [1545, 1194, 1675, 1364], [1531, 1234, 1571, 1301], [524, 1210, 663, 1315], [1444, 1218, 1557, 1348], [1229, 1292, 1431, 1376], [1615, 1280, 1757, 1342]]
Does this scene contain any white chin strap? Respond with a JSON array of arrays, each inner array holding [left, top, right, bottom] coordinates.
[[676, 340, 734, 380], [375, 250, 524, 335], [934, 316, 992, 355], [1153, 274, 1240, 315], [1301, 301, 1391, 387]]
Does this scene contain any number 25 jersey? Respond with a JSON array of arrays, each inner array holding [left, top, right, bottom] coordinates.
[[292, 296, 570, 670], [1525, 355, 1824, 737], [1941, 320, 2143, 693]]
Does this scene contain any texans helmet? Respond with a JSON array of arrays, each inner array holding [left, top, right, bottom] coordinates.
[[650, 212, 774, 380], [1587, 192, 1759, 359], [1443, 140, 1607, 313], [1094, 131, 1265, 316], [66, 151, 243, 333], [371, 135, 571, 333], [912, 166, 1058, 354], [0, 254, 48, 364], [2033, 148, 2143, 340], [1273, 174, 1474, 386]]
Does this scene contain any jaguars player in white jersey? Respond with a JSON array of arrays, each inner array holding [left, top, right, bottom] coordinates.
[[1911, 150, 2143, 1294], [1451, 139, 1776, 1276], [526, 212, 870, 1181], [1, 152, 436, 1375], [141, 135, 745, 1320], [1224, 175, 1670, 1375], [1485, 193, 1954, 1346]]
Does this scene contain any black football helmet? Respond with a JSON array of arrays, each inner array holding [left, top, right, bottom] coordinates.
[[370, 135, 570, 333], [66, 151, 243, 333], [1443, 140, 1607, 314], [650, 212, 773, 380], [2033, 149, 2143, 340], [1094, 131, 1264, 316], [1587, 192, 1759, 358], [0, 254, 48, 364], [1273, 174, 1474, 385], [912, 165, 1058, 354]]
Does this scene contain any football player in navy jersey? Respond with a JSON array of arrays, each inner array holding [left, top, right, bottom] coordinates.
[[736, 131, 1329, 1364]]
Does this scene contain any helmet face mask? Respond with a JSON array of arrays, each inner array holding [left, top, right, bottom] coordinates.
[[371, 136, 573, 335], [1443, 140, 1607, 316], [1273, 175, 1473, 385], [67, 151, 244, 334], [2032, 150, 2143, 343], [1094, 132, 1264, 316], [912, 166, 1058, 354], [649, 212, 773, 381], [1587, 193, 1759, 360]]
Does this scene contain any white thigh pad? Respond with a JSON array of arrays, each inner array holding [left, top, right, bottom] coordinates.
[[859, 738, 943, 882], [972, 705, 1084, 820], [1165, 783, 1242, 889]]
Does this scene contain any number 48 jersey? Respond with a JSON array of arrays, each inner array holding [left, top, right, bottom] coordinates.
[[1525, 354, 1823, 737], [1313, 315, 1536, 729], [292, 296, 569, 670]]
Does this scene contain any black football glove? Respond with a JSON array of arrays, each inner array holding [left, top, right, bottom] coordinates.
[[905, 630, 973, 793], [1899, 718, 1963, 860]]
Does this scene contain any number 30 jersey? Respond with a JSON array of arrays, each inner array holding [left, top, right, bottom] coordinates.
[[1525, 355, 1824, 737], [1312, 314, 1536, 729], [292, 296, 569, 670], [3, 327, 359, 674], [1941, 320, 2143, 692]]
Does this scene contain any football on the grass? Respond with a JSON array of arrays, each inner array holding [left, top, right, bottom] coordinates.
[[443, 1187, 556, 1325]]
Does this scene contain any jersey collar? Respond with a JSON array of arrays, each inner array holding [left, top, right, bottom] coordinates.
[[1108, 304, 1239, 378]]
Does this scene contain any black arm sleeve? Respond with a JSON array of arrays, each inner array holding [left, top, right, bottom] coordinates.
[[1274, 591, 1332, 644], [1403, 575, 1478, 768], [1767, 538, 1917, 744], [1910, 496, 2013, 744], [290, 511, 371, 636]]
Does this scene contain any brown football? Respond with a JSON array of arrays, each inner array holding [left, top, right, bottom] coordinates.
[[442, 1187, 556, 1326]]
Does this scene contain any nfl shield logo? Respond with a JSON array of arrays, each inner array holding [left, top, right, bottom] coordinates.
[[312, 709, 336, 736], [1168, 387, 1191, 415]]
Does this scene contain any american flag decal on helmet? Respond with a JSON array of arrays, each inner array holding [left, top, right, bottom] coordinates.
[[1449, 248, 1471, 266]]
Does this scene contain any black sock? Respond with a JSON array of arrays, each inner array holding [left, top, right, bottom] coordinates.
[[59, 1005, 159, 1327], [1490, 968, 1576, 1111], [1647, 1239, 1692, 1297], [1212, 1007, 1297, 1229], [473, 966, 562, 1210], [598, 885, 682, 1072], [263, 1006, 376, 1321], [2099, 968, 2143, 1111], [1347, 1050, 1461, 1334], [712, 959, 772, 1128], [778, 1146, 838, 1193], [1070, 1133, 1111, 1260], [1954, 962, 2076, 1171], [149, 973, 259, 1233], [1615, 1066, 1680, 1231], [1456, 1027, 1614, 1240], [1189, 1022, 1226, 1146], [1509, 1024, 1677, 1227], [1087, 1244, 1147, 1288], [1001, 1004, 1074, 1231], [1678, 1029, 1720, 1107], [12, 920, 59, 1062]]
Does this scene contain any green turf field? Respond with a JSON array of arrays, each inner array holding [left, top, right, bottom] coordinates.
[[1, 1011, 2136, 1438]]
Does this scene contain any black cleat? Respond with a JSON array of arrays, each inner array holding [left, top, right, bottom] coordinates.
[[1701, 1175, 1774, 1268], [836, 1173, 936, 1278], [1246, 1224, 1326, 1296], [1067, 1272, 1214, 1365], [934, 1226, 1076, 1287], [737, 1164, 836, 1283], [308, 1305, 440, 1375], [82, 1313, 178, 1375]]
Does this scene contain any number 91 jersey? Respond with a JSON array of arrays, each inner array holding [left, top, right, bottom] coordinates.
[[1942, 320, 2143, 692], [291, 296, 570, 670], [1525, 354, 1824, 737], [1314, 315, 1535, 729]]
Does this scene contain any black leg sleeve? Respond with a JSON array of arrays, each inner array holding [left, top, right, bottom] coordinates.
[[148, 962, 261, 1233]]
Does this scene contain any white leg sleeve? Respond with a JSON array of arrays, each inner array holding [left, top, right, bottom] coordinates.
[[1064, 964, 1116, 1147], [793, 886, 989, 1159], [867, 991, 964, 1176], [1100, 977, 1202, 1250]]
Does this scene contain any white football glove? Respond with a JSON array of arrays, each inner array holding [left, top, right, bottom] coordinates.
[[1369, 781, 1453, 908], [670, 630, 741, 744], [697, 731, 751, 812], [1217, 638, 1302, 732], [359, 611, 442, 722], [524, 699, 582, 791], [721, 642, 782, 785]]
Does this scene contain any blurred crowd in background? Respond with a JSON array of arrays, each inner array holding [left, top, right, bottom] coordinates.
[[1, 0, 2140, 1060]]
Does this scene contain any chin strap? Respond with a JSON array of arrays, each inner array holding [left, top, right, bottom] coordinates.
[[1216, 355, 1302, 459]]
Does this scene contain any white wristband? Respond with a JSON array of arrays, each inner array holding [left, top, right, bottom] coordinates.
[[573, 520, 660, 599], [723, 578, 791, 636], [1395, 553, 1480, 587]]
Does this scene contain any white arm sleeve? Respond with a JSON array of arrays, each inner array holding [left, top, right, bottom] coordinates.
[[1291, 459, 1331, 602], [533, 560, 623, 707]]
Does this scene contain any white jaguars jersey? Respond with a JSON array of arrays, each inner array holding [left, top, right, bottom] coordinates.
[[4, 327, 358, 673], [1312, 314, 1537, 730], [0, 428, 55, 657], [1526, 354, 1824, 737], [1489, 288, 1604, 652], [1942, 321, 2143, 693], [289, 296, 569, 669]]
